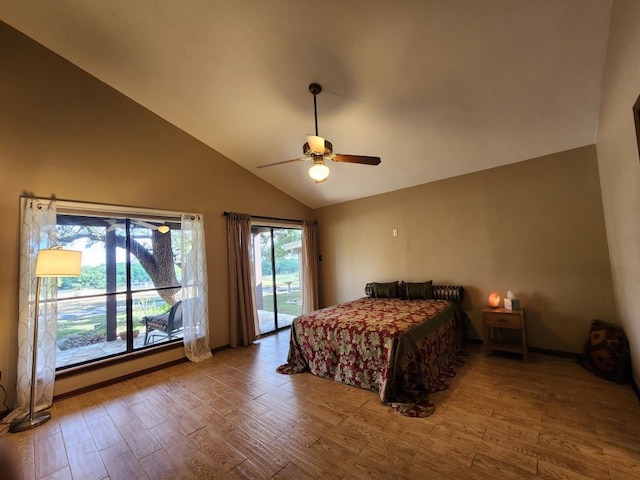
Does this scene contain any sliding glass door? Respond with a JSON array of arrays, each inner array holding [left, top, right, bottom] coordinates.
[[251, 225, 302, 334]]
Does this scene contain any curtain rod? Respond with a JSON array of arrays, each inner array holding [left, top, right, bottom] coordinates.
[[222, 211, 313, 224], [25, 196, 199, 219]]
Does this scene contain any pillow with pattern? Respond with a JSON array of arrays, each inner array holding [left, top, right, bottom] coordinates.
[[401, 281, 433, 300], [367, 281, 400, 298]]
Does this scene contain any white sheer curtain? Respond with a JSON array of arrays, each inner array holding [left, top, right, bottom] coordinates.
[[5, 199, 59, 423], [180, 214, 212, 363], [301, 220, 319, 314]]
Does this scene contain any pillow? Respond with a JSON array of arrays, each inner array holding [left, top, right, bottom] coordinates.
[[431, 285, 465, 303], [365, 283, 376, 297], [401, 281, 433, 300], [581, 320, 631, 384], [366, 281, 400, 298]]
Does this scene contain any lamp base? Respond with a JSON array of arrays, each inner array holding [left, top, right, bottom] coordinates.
[[8, 411, 51, 433]]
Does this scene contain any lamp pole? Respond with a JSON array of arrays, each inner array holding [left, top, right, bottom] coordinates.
[[9, 247, 82, 433], [9, 276, 51, 432]]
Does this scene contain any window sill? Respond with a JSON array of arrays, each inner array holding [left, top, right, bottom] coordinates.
[[55, 340, 184, 380]]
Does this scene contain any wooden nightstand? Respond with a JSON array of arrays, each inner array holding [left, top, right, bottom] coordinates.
[[482, 308, 528, 362]]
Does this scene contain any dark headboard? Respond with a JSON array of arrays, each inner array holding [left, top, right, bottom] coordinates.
[[431, 285, 465, 303], [365, 282, 465, 303]]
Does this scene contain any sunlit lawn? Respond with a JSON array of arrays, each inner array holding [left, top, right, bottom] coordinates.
[[56, 297, 168, 343], [56, 313, 141, 339], [257, 274, 302, 315], [260, 291, 302, 317]]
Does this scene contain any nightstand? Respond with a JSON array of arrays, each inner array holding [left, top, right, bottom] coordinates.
[[482, 308, 528, 362]]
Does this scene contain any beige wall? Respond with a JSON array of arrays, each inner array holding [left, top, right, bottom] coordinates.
[[0, 22, 312, 398], [596, 0, 640, 384], [315, 146, 616, 354]]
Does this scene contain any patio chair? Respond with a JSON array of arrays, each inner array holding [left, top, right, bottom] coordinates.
[[143, 300, 183, 345]]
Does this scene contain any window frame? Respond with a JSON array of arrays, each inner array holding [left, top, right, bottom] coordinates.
[[53, 200, 190, 372]]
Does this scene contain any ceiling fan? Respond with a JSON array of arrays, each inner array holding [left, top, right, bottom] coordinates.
[[106, 219, 170, 233], [257, 83, 381, 183]]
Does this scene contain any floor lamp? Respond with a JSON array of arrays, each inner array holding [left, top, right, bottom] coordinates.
[[9, 247, 82, 433]]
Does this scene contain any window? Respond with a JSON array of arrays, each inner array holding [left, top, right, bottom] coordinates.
[[54, 204, 184, 370], [250, 224, 303, 334]]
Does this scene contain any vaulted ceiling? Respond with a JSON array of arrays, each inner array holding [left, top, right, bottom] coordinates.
[[0, 1, 612, 208]]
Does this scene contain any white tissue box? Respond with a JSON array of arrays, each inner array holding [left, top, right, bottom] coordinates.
[[504, 298, 520, 311]]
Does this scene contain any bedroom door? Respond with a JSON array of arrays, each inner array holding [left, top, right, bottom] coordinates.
[[251, 225, 303, 335]]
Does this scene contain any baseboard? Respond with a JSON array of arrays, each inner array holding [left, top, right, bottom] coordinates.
[[468, 338, 580, 359], [212, 344, 231, 354], [53, 357, 189, 402], [527, 346, 581, 360]]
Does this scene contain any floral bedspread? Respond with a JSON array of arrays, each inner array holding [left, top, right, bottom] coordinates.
[[276, 297, 465, 416]]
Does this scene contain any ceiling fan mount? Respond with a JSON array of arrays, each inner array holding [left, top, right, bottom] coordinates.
[[256, 82, 381, 182], [308, 82, 322, 96]]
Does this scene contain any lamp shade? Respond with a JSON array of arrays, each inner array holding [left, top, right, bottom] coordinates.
[[306, 135, 325, 154], [309, 161, 330, 182], [35, 248, 82, 277]]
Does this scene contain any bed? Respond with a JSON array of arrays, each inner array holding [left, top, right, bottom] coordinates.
[[276, 282, 467, 417]]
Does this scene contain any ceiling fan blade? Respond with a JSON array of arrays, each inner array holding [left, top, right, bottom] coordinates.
[[256, 157, 307, 168], [332, 154, 381, 166], [134, 220, 158, 230]]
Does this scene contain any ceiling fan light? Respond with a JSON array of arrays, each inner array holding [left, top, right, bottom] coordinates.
[[157, 225, 170, 234], [307, 135, 325, 154], [309, 161, 330, 182]]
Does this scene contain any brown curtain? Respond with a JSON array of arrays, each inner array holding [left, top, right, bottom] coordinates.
[[301, 220, 319, 313], [226, 213, 258, 347]]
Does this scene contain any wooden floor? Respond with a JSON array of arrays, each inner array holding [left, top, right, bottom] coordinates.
[[1, 330, 639, 480]]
